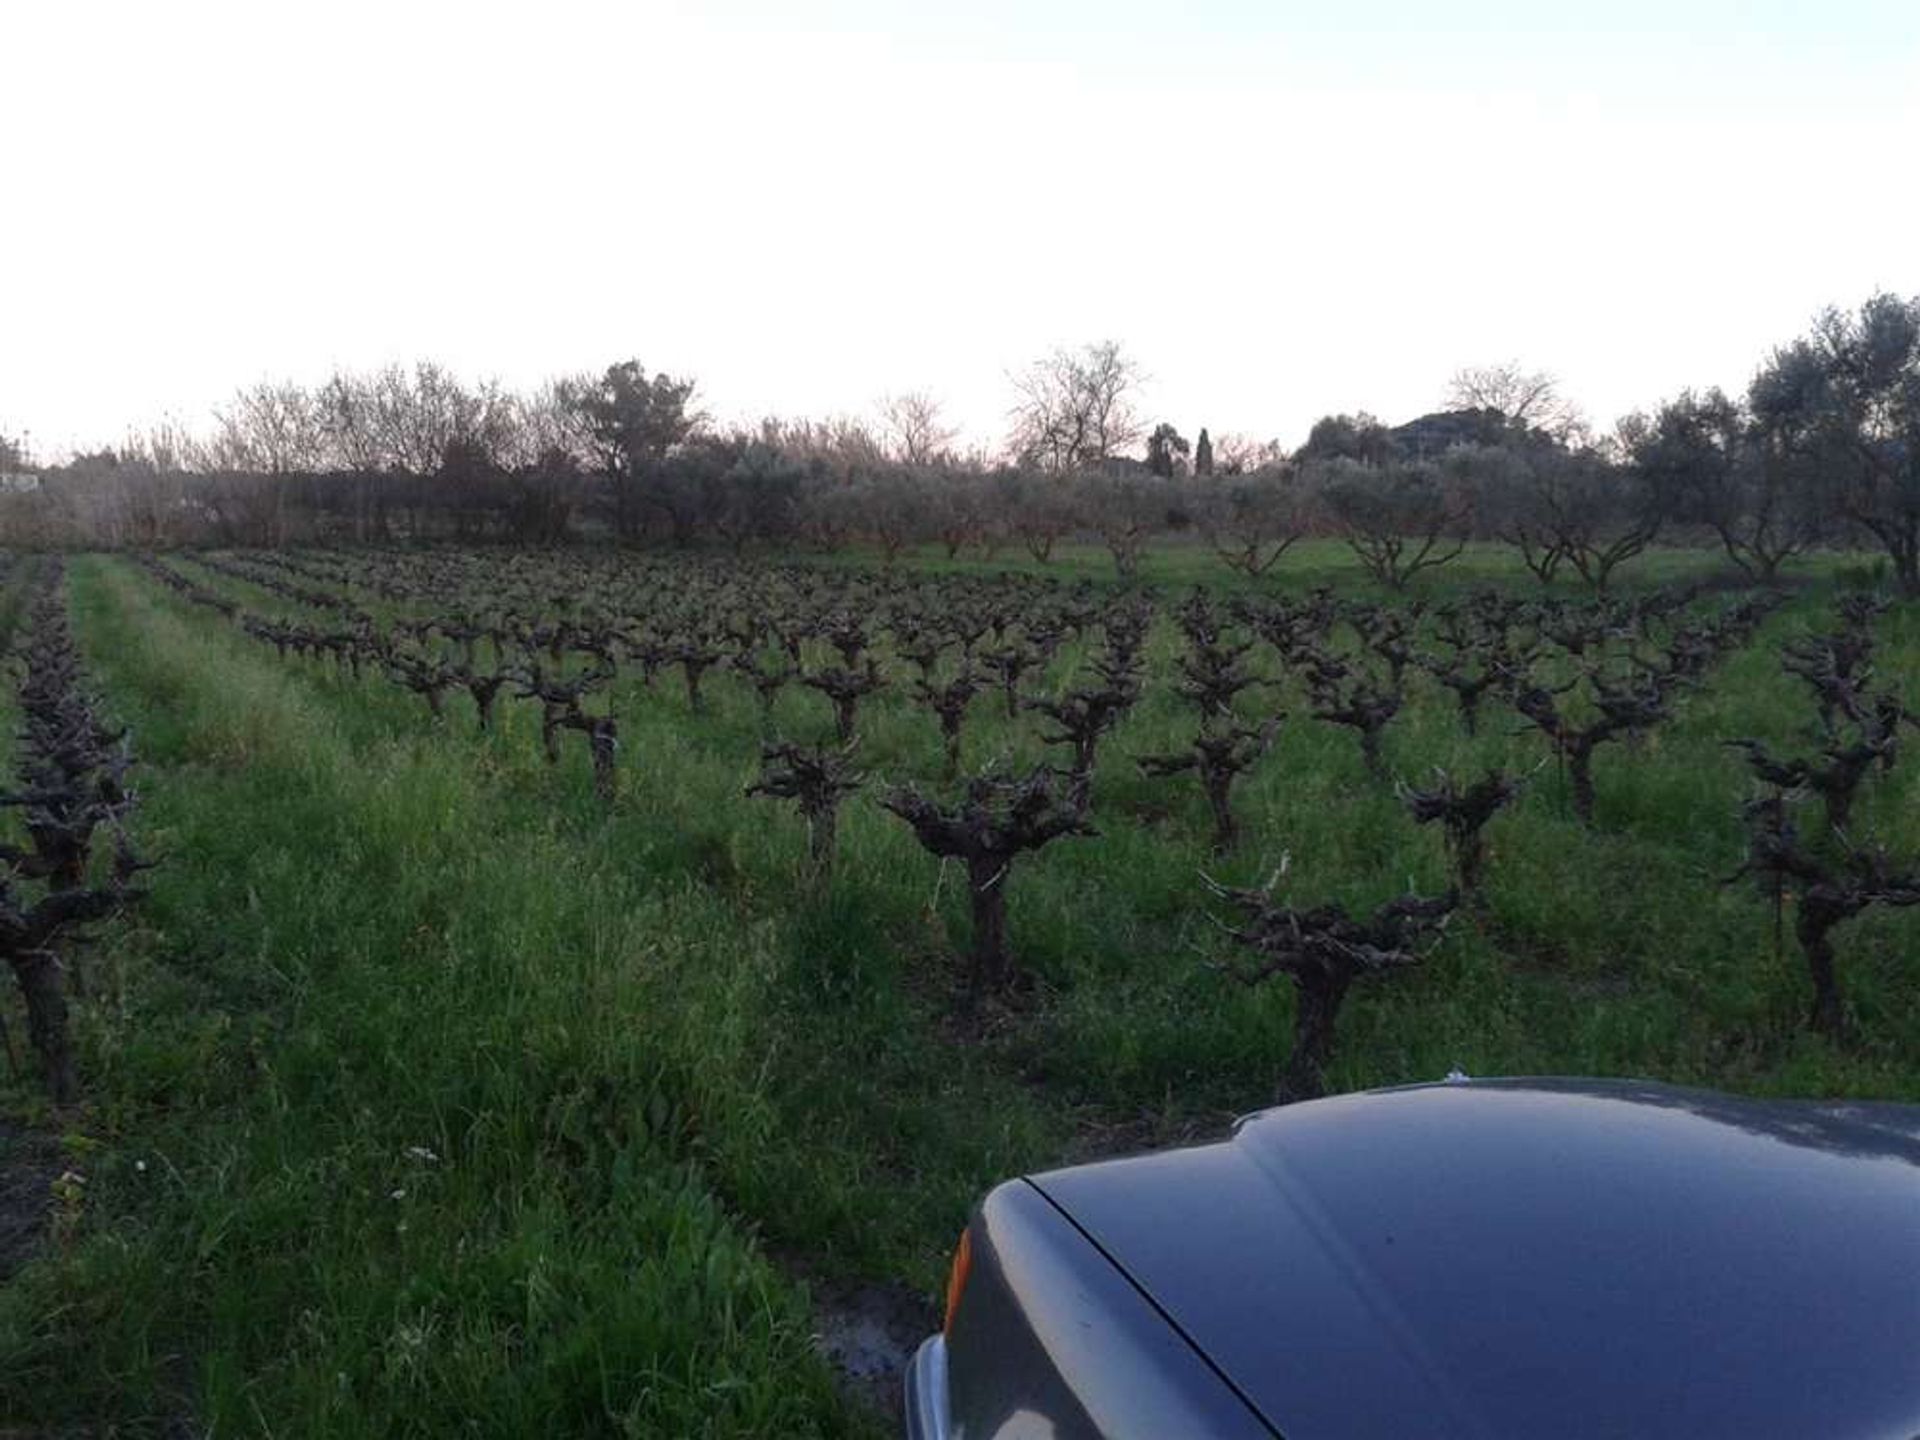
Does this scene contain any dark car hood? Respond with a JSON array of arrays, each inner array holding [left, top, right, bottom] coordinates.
[[1029, 1079, 1920, 1440]]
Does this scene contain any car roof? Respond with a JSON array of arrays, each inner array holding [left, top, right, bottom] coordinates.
[[1029, 1078, 1920, 1440]]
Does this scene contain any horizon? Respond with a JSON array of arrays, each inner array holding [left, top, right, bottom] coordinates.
[[6, 0, 1916, 462]]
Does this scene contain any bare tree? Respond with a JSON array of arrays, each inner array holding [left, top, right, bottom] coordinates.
[[357, 364, 519, 536], [313, 370, 396, 541], [502, 375, 601, 471], [201, 382, 329, 544], [1446, 361, 1588, 443], [878, 391, 959, 465], [314, 371, 384, 472], [1007, 340, 1145, 473], [119, 417, 208, 475], [761, 413, 887, 477], [210, 380, 327, 475], [1212, 433, 1290, 477]]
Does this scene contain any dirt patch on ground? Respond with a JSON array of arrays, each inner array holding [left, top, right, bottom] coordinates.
[[0, 1116, 63, 1284], [791, 1263, 938, 1425]]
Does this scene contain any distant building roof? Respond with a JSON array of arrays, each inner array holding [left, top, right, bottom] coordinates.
[[1388, 407, 1513, 458]]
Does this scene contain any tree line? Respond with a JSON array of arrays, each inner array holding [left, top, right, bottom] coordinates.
[[2, 293, 1916, 593]]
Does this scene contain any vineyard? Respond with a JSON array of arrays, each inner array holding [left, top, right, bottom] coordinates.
[[3, 543, 1919, 1435]]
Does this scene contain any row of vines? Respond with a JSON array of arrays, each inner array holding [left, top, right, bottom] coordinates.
[[1, 562, 154, 1102], [129, 546, 1917, 1102]]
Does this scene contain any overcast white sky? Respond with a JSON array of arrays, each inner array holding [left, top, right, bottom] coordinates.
[[4, 0, 1916, 460]]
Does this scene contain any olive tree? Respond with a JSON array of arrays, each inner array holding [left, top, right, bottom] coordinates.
[[1312, 458, 1467, 590], [572, 360, 702, 542], [1073, 469, 1168, 580], [1751, 294, 1920, 596], [1482, 443, 1659, 594], [1197, 469, 1310, 577], [1626, 388, 1824, 582]]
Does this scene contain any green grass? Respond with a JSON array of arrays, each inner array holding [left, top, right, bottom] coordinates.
[[0, 560, 865, 1436], [814, 535, 1862, 593], [3, 542, 1918, 1436]]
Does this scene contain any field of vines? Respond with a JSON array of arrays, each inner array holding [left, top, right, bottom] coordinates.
[[3, 541, 1918, 1436]]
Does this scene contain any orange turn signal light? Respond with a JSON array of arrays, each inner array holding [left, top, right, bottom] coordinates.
[[943, 1227, 973, 1336]]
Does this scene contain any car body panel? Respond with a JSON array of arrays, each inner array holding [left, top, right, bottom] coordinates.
[[1027, 1078, 1920, 1439], [902, 1335, 951, 1440], [907, 1177, 1277, 1439]]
